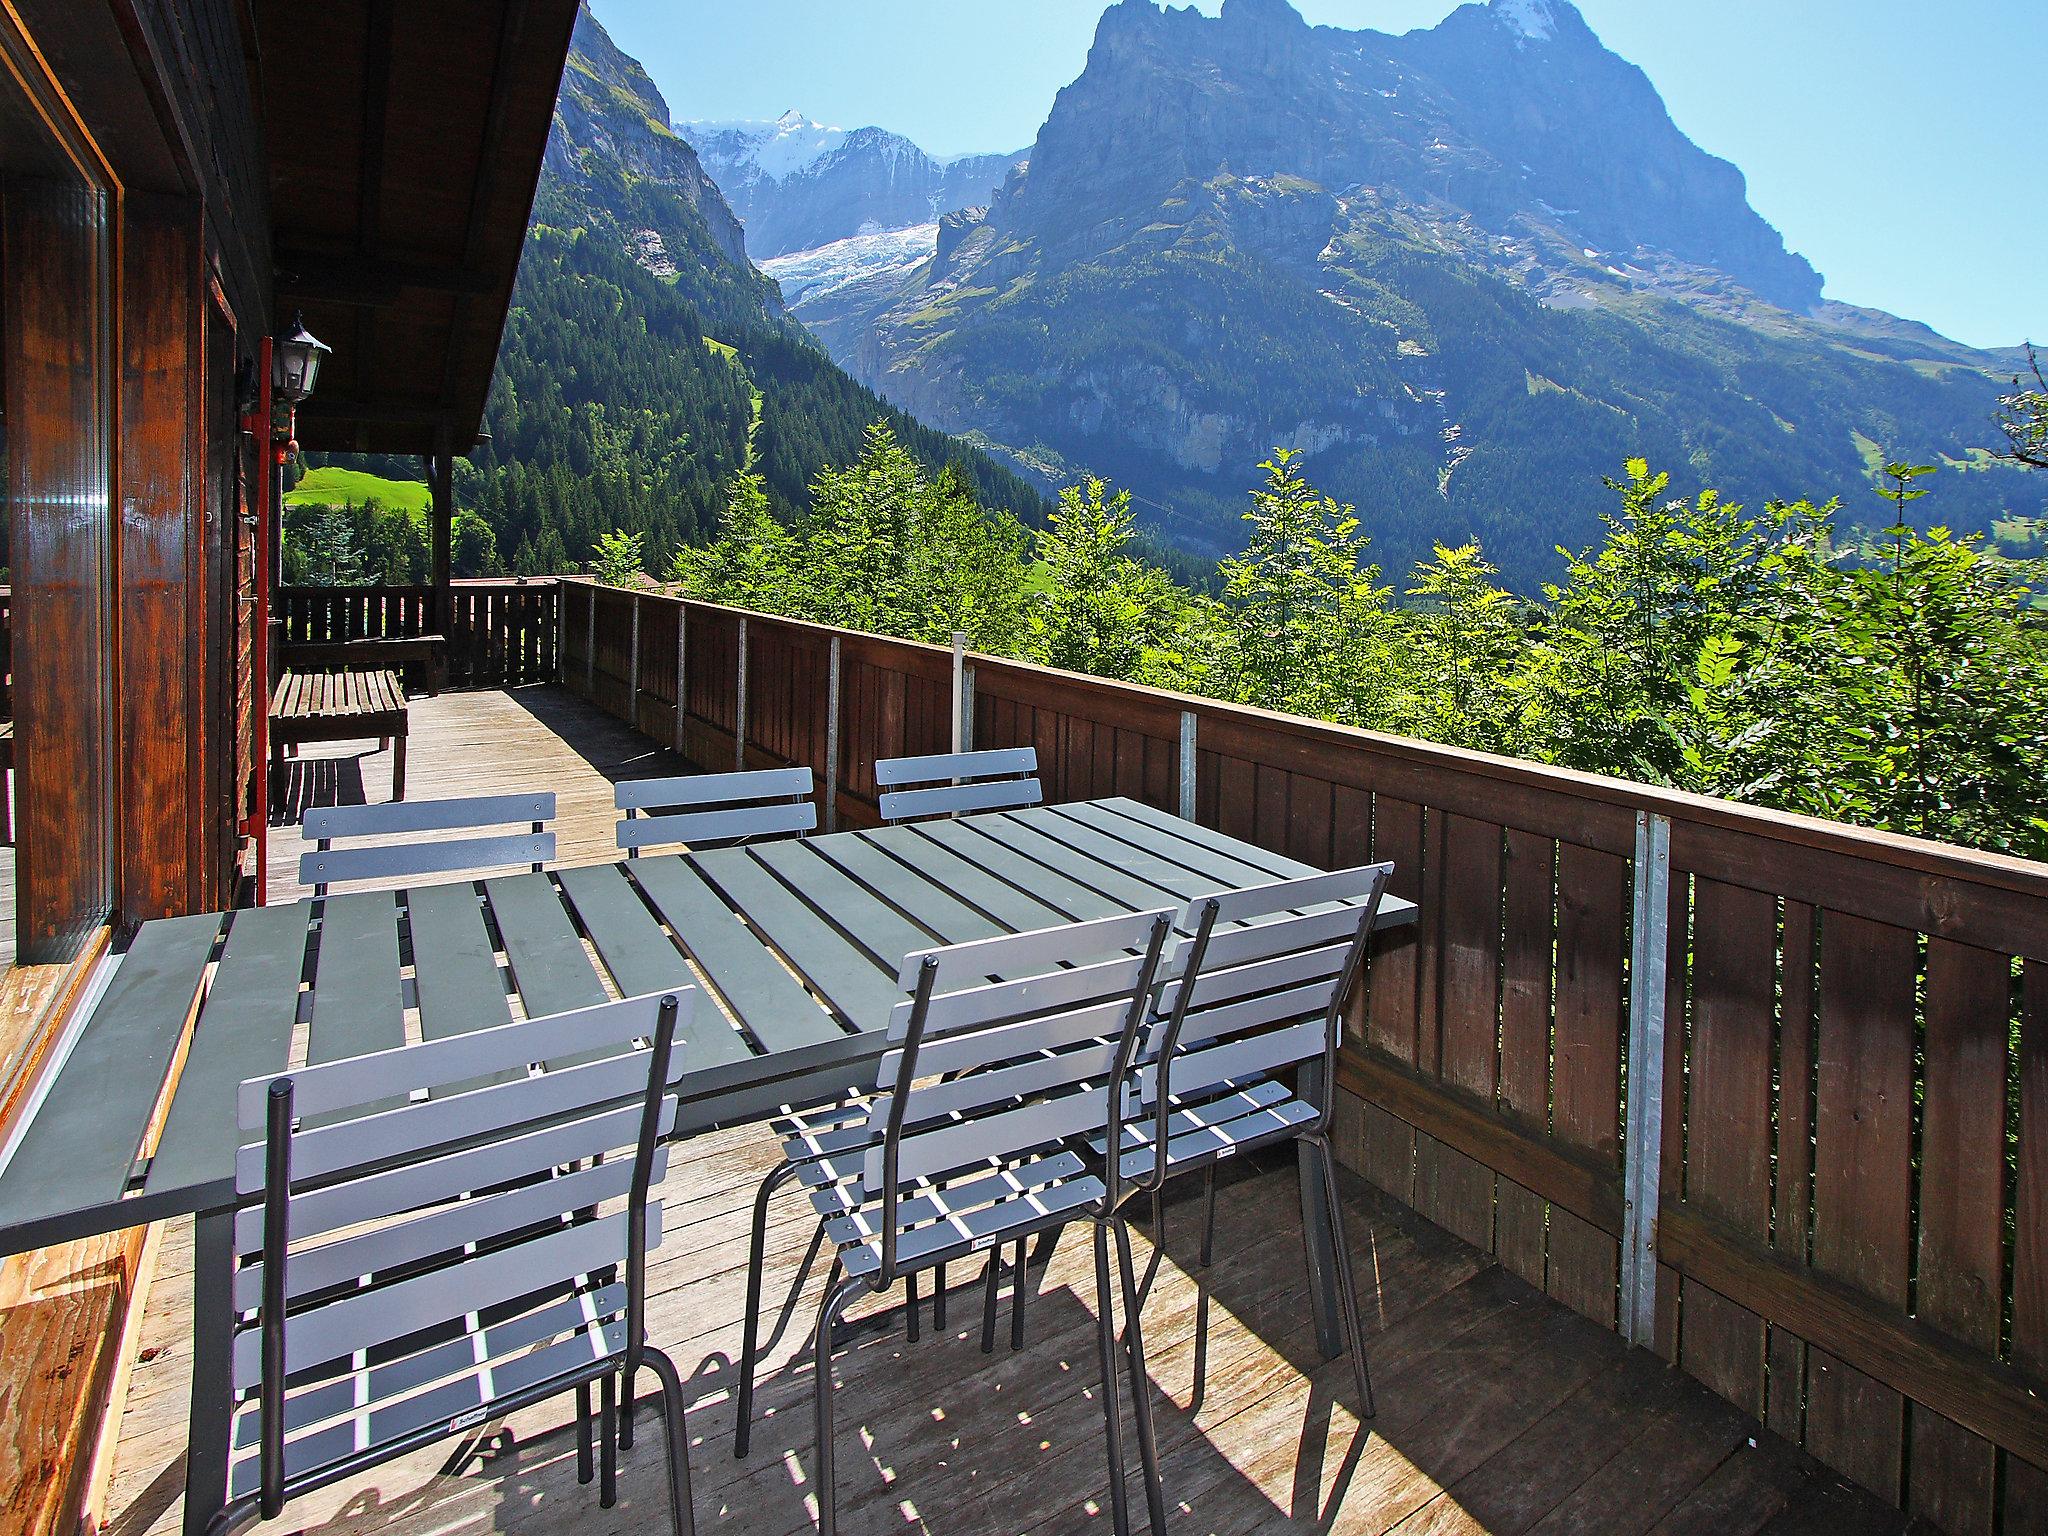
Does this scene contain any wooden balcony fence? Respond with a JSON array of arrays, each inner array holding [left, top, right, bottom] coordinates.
[[557, 575, 2048, 1536], [274, 579, 559, 688]]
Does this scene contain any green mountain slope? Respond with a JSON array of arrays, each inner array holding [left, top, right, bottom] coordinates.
[[314, 2, 1046, 578]]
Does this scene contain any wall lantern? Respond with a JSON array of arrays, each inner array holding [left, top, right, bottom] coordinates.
[[272, 311, 331, 406]]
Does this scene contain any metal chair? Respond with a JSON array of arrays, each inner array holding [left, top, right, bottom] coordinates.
[[210, 988, 699, 1536], [1108, 862, 1393, 1420], [874, 746, 1041, 822], [614, 765, 816, 857], [735, 908, 1181, 1536], [298, 791, 555, 895]]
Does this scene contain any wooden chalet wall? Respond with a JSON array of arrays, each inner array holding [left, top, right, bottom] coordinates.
[[562, 579, 2048, 1536]]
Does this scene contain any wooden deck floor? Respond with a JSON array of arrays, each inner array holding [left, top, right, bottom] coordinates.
[[125, 687, 1919, 1535], [100, 1131, 1909, 1536], [264, 685, 691, 903]]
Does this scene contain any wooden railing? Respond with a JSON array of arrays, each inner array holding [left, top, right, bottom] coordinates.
[[274, 579, 559, 688], [558, 577, 2048, 1535]]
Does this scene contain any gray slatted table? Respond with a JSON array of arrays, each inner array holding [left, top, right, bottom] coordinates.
[[0, 796, 1415, 1536]]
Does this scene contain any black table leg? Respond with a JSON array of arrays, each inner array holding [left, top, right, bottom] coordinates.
[[1295, 1061, 1345, 1360], [183, 1208, 235, 1536]]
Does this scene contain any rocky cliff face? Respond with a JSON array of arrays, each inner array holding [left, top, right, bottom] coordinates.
[[686, 112, 1025, 257], [1000, 0, 1818, 311], [548, 5, 756, 276], [791, 0, 2027, 588]]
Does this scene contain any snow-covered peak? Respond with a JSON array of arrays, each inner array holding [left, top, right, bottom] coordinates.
[[681, 112, 848, 182], [1491, 0, 1559, 43]]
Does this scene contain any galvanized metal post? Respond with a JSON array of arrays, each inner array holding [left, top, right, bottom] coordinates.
[[951, 632, 967, 755], [1178, 710, 1198, 821], [734, 616, 749, 772], [1621, 809, 1673, 1349], [824, 634, 842, 833], [673, 601, 688, 757], [627, 593, 641, 727]]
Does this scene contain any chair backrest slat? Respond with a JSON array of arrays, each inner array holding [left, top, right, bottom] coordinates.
[[1148, 863, 1392, 1116], [874, 746, 1041, 824], [298, 792, 557, 893], [614, 766, 811, 811], [232, 1204, 660, 1391], [874, 747, 1035, 787], [299, 831, 554, 891], [617, 800, 815, 851], [859, 907, 1174, 1196], [302, 793, 554, 841], [612, 766, 815, 854], [232, 1099, 671, 1252]]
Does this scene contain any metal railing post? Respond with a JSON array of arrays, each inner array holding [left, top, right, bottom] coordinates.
[[1621, 809, 1673, 1348], [734, 616, 749, 772], [951, 632, 967, 755], [824, 634, 842, 834], [1178, 710, 1198, 821]]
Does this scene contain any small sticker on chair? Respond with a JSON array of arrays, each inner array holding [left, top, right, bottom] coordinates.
[[448, 1407, 489, 1434], [971, 1232, 1001, 1252]]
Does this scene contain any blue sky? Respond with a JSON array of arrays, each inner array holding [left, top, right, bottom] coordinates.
[[595, 1, 2046, 351]]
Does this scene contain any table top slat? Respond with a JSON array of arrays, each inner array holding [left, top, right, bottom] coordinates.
[[555, 863, 751, 1071], [751, 840, 932, 971], [865, 825, 1079, 932], [1090, 797, 1319, 877], [308, 893, 405, 1065], [805, 834, 1004, 947], [145, 904, 312, 1202], [690, 848, 902, 1032], [1046, 800, 1292, 889], [0, 913, 222, 1243], [484, 872, 609, 1020], [406, 882, 513, 1042], [629, 856, 843, 1054], [968, 811, 1202, 909], [910, 819, 1125, 921]]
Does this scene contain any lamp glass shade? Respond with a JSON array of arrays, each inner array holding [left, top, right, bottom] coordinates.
[[273, 314, 331, 406]]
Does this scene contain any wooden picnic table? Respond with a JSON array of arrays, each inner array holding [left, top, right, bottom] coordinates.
[[269, 666, 409, 798], [0, 795, 1414, 1536]]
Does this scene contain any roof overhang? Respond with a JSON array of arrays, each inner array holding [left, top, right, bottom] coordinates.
[[256, 0, 579, 456]]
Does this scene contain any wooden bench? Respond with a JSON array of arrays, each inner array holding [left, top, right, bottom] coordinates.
[[269, 668, 409, 800], [278, 634, 447, 695]]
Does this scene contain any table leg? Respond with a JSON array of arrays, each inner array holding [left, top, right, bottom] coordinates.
[[1295, 1062, 1344, 1361], [392, 731, 408, 801], [183, 1209, 235, 1536]]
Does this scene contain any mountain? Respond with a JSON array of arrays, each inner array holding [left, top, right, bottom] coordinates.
[[683, 112, 1026, 258], [438, 5, 1047, 574], [792, 0, 2038, 587]]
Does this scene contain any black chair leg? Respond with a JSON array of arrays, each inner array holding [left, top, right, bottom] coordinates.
[[980, 1247, 1003, 1354], [814, 1274, 869, 1536], [1115, 1216, 1169, 1536], [736, 1159, 802, 1459], [1201, 1162, 1219, 1270], [906, 1271, 922, 1343], [934, 1261, 948, 1330], [599, 1372, 619, 1508], [1092, 1221, 1134, 1536], [641, 1346, 699, 1536], [575, 1382, 595, 1485], [1010, 1238, 1030, 1351], [1313, 1135, 1376, 1418], [620, 1365, 636, 1451]]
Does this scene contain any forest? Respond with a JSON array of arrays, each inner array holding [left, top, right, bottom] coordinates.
[[619, 372, 2048, 859]]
